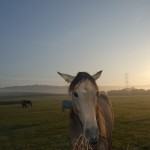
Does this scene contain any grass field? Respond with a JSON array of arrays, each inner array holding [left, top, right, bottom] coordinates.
[[0, 94, 150, 150]]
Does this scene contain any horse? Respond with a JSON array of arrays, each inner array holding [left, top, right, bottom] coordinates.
[[62, 100, 72, 112], [21, 100, 32, 108], [25, 100, 32, 106], [58, 70, 114, 150], [21, 100, 27, 108]]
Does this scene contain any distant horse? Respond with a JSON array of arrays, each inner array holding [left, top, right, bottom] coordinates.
[[58, 71, 114, 150], [25, 100, 32, 106], [21, 100, 32, 108], [62, 100, 72, 112], [21, 100, 27, 108]]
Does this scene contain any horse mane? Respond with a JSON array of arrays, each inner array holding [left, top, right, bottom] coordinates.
[[96, 93, 114, 149], [96, 103, 107, 138], [68, 72, 98, 93]]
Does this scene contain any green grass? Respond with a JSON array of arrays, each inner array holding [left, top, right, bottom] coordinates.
[[111, 95, 150, 150], [0, 95, 150, 150]]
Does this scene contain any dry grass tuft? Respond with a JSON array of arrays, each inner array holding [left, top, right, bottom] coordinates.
[[73, 133, 93, 150]]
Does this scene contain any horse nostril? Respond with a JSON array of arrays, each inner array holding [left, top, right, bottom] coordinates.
[[90, 136, 98, 144], [85, 128, 98, 144]]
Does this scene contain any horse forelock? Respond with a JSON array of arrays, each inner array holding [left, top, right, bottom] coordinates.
[[68, 72, 98, 93]]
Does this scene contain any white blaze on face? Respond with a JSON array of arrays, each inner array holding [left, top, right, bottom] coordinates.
[[82, 89, 87, 93]]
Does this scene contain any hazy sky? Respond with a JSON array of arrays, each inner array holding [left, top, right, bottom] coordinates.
[[0, 0, 150, 87]]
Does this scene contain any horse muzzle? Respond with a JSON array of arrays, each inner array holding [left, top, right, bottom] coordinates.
[[85, 127, 99, 144]]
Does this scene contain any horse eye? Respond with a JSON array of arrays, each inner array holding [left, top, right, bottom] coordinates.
[[72, 92, 78, 98], [96, 92, 100, 96]]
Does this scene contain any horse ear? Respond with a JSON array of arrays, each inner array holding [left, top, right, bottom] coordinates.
[[57, 71, 75, 83], [92, 70, 103, 80]]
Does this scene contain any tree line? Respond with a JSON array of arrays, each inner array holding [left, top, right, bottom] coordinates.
[[107, 87, 150, 96]]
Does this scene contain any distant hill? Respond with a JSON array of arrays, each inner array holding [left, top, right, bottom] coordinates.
[[0, 85, 68, 94], [0, 85, 123, 94], [0, 84, 149, 95]]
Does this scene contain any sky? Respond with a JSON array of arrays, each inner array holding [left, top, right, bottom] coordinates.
[[0, 0, 150, 88]]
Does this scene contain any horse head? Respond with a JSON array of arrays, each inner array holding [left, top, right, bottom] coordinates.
[[58, 70, 102, 144]]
